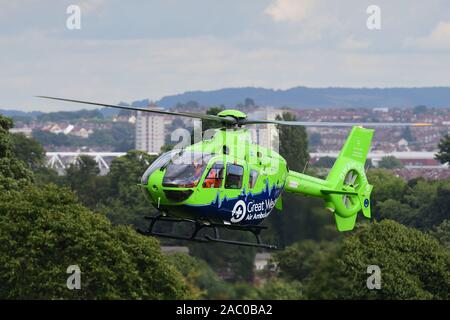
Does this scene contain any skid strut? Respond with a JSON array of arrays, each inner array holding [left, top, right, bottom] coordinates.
[[137, 214, 278, 250]]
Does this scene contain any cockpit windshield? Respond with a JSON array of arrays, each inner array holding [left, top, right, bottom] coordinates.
[[162, 152, 212, 188], [141, 149, 178, 185]]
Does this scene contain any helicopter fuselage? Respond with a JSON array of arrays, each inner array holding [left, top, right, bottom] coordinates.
[[141, 128, 288, 225]]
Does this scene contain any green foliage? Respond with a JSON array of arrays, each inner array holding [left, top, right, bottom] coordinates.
[[11, 133, 46, 170], [189, 238, 257, 282], [276, 240, 338, 283], [378, 156, 403, 169], [413, 105, 427, 115], [101, 150, 158, 228], [429, 220, 450, 250], [254, 279, 304, 300], [244, 98, 255, 107], [0, 115, 33, 183], [268, 114, 336, 245], [167, 253, 234, 299], [0, 183, 193, 299], [308, 132, 321, 148], [88, 123, 135, 151], [436, 135, 450, 164], [313, 156, 336, 168], [202, 107, 224, 132], [368, 169, 450, 230], [32, 130, 72, 147], [276, 112, 309, 172], [401, 127, 415, 142], [37, 109, 103, 122], [231, 279, 304, 299], [367, 169, 406, 204], [304, 220, 449, 299], [66, 155, 101, 208]]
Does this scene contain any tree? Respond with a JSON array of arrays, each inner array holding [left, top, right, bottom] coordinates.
[[11, 133, 46, 170], [276, 240, 338, 283], [413, 105, 427, 115], [267, 112, 335, 245], [276, 112, 309, 172], [0, 115, 33, 183], [367, 169, 406, 205], [378, 156, 403, 169], [305, 220, 449, 299], [429, 220, 450, 250], [401, 127, 415, 142], [313, 156, 336, 168], [252, 279, 304, 300], [244, 98, 255, 107], [308, 132, 321, 148], [167, 253, 234, 299], [101, 150, 158, 228], [202, 107, 224, 132], [65, 155, 101, 208], [436, 135, 450, 164], [0, 184, 193, 299]]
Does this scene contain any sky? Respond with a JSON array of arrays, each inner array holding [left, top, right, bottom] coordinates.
[[1, 0, 450, 111]]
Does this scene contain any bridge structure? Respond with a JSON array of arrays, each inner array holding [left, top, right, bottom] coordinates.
[[45, 152, 157, 174]]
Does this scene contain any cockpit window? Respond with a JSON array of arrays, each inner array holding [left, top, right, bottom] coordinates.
[[225, 164, 244, 189], [141, 149, 178, 185], [202, 161, 224, 188], [162, 152, 211, 188]]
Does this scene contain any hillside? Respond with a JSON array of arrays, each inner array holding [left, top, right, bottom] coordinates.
[[157, 86, 450, 109]]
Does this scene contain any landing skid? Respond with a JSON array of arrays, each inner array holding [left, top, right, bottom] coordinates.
[[137, 214, 278, 250]]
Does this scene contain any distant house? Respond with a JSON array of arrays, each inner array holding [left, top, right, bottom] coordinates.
[[254, 253, 272, 271], [63, 124, 74, 135], [69, 127, 92, 138], [253, 253, 277, 285]]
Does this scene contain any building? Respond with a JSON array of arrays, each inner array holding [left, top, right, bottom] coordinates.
[[247, 108, 282, 150], [135, 105, 166, 154], [254, 253, 272, 271]]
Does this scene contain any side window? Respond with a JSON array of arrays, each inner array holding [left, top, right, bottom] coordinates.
[[249, 169, 259, 188], [225, 164, 244, 189], [202, 162, 224, 188]]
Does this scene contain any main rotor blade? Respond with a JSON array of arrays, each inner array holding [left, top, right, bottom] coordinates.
[[36, 96, 236, 124], [242, 119, 432, 127]]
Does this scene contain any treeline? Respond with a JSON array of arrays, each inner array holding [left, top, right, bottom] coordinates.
[[1, 112, 449, 299], [37, 109, 104, 122]]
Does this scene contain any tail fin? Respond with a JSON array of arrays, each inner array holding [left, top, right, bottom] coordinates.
[[324, 127, 374, 231]]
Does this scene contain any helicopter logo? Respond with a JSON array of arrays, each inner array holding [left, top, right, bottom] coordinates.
[[230, 200, 247, 223]]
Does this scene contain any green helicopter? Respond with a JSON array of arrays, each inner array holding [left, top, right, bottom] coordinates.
[[38, 96, 430, 249]]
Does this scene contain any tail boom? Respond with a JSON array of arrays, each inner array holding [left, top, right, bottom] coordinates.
[[285, 126, 374, 232]]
